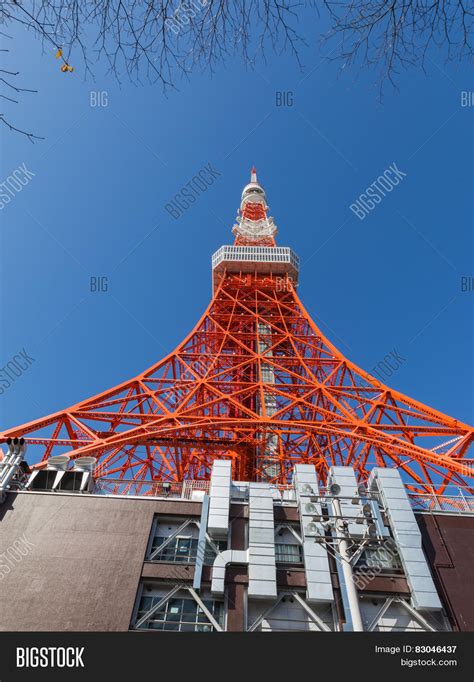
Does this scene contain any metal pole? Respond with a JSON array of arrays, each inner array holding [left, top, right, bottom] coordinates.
[[0, 440, 27, 503], [193, 493, 210, 591], [332, 496, 364, 632]]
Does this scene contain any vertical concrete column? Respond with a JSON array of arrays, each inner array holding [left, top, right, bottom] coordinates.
[[226, 582, 246, 632], [369, 468, 442, 611], [294, 464, 333, 603], [248, 483, 277, 599], [208, 460, 232, 539], [230, 516, 247, 551]]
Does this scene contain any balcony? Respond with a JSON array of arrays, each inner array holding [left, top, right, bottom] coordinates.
[[212, 245, 299, 290]]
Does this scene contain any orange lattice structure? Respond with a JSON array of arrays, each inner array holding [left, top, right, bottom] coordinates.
[[2, 169, 473, 494]]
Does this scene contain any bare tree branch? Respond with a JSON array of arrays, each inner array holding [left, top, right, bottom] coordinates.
[[0, 1, 473, 138], [322, 0, 474, 88], [0, 18, 43, 142]]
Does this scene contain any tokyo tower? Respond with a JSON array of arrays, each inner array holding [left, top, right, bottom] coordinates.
[[2, 168, 473, 495]]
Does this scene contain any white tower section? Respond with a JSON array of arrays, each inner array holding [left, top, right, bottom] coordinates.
[[212, 168, 299, 291], [232, 167, 277, 241]]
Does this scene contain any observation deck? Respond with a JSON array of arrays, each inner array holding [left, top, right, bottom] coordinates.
[[211, 244, 299, 291]]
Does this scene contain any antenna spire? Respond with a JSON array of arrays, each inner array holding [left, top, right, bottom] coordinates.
[[232, 168, 277, 245]]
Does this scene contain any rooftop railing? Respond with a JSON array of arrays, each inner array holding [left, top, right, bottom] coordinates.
[[407, 489, 474, 515], [94, 479, 210, 500], [59, 478, 474, 515]]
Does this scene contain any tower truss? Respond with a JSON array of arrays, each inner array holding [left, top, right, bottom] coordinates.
[[1, 169, 473, 495]]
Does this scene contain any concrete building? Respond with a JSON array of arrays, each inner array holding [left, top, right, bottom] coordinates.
[[0, 455, 472, 632]]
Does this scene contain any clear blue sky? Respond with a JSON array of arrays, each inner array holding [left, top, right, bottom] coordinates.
[[1, 12, 473, 468]]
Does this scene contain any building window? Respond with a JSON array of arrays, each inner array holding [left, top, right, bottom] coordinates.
[[148, 528, 227, 564], [135, 591, 224, 632], [275, 543, 304, 564], [355, 546, 402, 571]]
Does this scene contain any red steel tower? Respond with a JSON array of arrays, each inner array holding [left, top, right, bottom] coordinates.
[[2, 169, 473, 495]]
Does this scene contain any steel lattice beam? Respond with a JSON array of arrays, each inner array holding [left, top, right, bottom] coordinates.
[[1, 170, 472, 495]]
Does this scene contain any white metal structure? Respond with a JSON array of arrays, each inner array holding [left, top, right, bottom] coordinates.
[[211, 245, 299, 290]]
